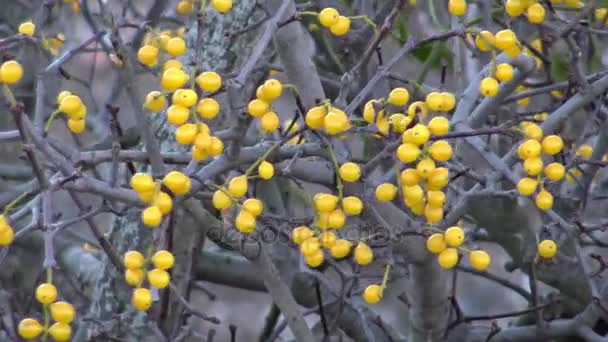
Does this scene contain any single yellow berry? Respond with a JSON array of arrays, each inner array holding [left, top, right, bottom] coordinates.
[[328, 209, 346, 229], [260, 112, 280, 132], [235, 210, 256, 233], [148, 268, 170, 288], [518, 139, 542, 159], [196, 71, 222, 92], [18, 21, 36, 36], [544, 162, 565, 181], [228, 175, 248, 198], [305, 106, 327, 129], [444, 227, 465, 247], [125, 268, 145, 286], [50, 301, 75, 324], [375, 183, 397, 202], [161, 67, 189, 91], [163, 171, 190, 195], [505, 0, 525, 17], [342, 196, 363, 215], [137, 44, 159, 65], [396, 143, 421, 163], [197, 98, 220, 119], [535, 189, 553, 210], [59, 94, 83, 115], [320, 231, 337, 249], [314, 193, 339, 212], [67, 119, 86, 134], [427, 167, 449, 190], [211, 0, 232, 13], [409, 124, 430, 145], [124, 250, 145, 270], [300, 237, 321, 256], [388, 87, 410, 106], [242, 198, 263, 216], [527, 3, 546, 24], [248, 99, 269, 117], [142, 206, 163, 227], [260, 79, 283, 101], [475, 30, 495, 52], [18, 318, 43, 339], [292, 226, 313, 244], [409, 101, 429, 118], [132, 288, 153, 311], [152, 250, 175, 270], [172, 89, 198, 108], [324, 109, 350, 135], [479, 77, 499, 97], [576, 144, 593, 159], [523, 157, 544, 176], [339, 162, 361, 182], [36, 282, 58, 304], [48, 322, 71, 342], [521, 122, 543, 141], [389, 113, 412, 132], [428, 116, 450, 135], [354, 242, 374, 265], [448, 0, 467, 16], [495, 63, 514, 82], [176, 0, 194, 15], [154, 191, 173, 215], [438, 248, 459, 269], [416, 158, 436, 179], [469, 250, 491, 271], [258, 161, 274, 180], [318, 7, 340, 27], [517, 177, 538, 196], [166, 37, 186, 56], [495, 29, 518, 51], [427, 190, 446, 207], [166, 104, 190, 125], [426, 233, 447, 254], [144, 91, 166, 112], [363, 284, 383, 304], [538, 239, 557, 258], [305, 249, 325, 267], [429, 140, 453, 161], [330, 16, 351, 36], [130, 173, 155, 193], [0, 225, 13, 246], [175, 123, 198, 144], [331, 239, 352, 258]]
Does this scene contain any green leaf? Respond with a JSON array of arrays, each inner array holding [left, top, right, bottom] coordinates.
[[549, 50, 569, 82], [391, 10, 409, 43]]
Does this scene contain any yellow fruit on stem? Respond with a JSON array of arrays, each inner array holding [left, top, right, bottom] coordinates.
[[132, 288, 153, 311], [475, 30, 495, 52], [161, 67, 189, 91], [175, 123, 198, 144], [400, 168, 420, 186], [314, 193, 339, 212], [50, 301, 75, 324], [495, 29, 518, 51], [36, 282, 58, 304], [426, 233, 447, 254], [527, 3, 546, 24], [438, 248, 459, 269], [211, 0, 232, 13], [166, 37, 186, 56], [521, 122, 543, 141], [469, 250, 491, 271], [172, 89, 198, 108], [48, 322, 71, 342], [388, 87, 410, 106], [427, 190, 446, 207], [342, 196, 363, 215], [424, 205, 443, 223], [148, 268, 170, 288], [248, 99, 269, 117], [319, 7, 340, 27], [331, 239, 352, 258], [375, 183, 397, 202], [235, 210, 256, 233], [535, 190, 553, 210], [495, 63, 514, 82], [228, 175, 248, 198], [416, 158, 436, 179], [339, 162, 361, 182], [518, 139, 542, 159], [137, 44, 159, 65], [18, 21, 36, 36], [196, 71, 222, 92], [328, 209, 346, 229], [261, 112, 280, 132], [260, 79, 283, 101], [479, 77, 499, 97], [305, 106, 326, 129], [330, 16, 351, 36], [142, 206, 163, 227], [67, 119, 86, 134], [320, 231, 337, 248], [448, 0, 467, 16], [517, 177, 538, 196], [409, 101, 429, 117], [428, 116, 450, 135], [363, 284, 383, 304], [538, 239, 557, 258], [301, 237, 321, 256], [292, 226, 313, 244], [429, 140, 453, 161], [130, 173, 155, 193], [544, 162, 565, 181], [124, 250, 145, 269], [125, 268, 144, 286], [523, 157, 544, 176], [354, 242, 374, 265], [152, 250, 175, 270], [163, 171, 191, 195], [305, 249, 325, 267], [243, 198, 263, 216], [541, 135, 563, 155], [166, 105, 190, 125], [144, 91, 166, 112], [197, 98, 220, 119], [409, 124, 431, 145], [396, 143, 421, 163], [258, 161, 274, 180], [505, 0, 524, 17], [155, 191, 173, 215], [18, 318, 43, 339]]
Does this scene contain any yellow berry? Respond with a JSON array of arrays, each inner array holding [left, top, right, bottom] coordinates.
[[425, 205, 443, 223], [142, 206, 163, 227], [328, 209, 346, 229], [59, 95, 83, 116], [137, 44, 159, 65], [196, 98, 220, 119], [523, 157, 544, 176], [518, 139, 542, 159], [196, 71, 222, 92], [479, 77, 499, 97], [438, 248, 459, 269], [330, 16, 351, 36], [427, 190, 446, 207], [48, 322, 71, 342], [429, 140, 453, 161], [300, 237, 321, 256], [228, 175, 248, 198], [428, 116, 450, 135], [176, 0, 194, 15], [527, 3, 545, 24], [125, 268, 144, 286], [260, 112, 280, 132], [161, 67, 189, 91], [235, 210, 256, 233], [36, 282, 57, 304], [154, 191, 173, 215], [448, 0, 467, 16], [475, 30, 495, 52], [130, 173, 155, 193], [144, 91, 166, 112], [544, 162, 565, 181], [354, 242, 373, 265], [400, 168, 420, 186], [331, 239, 352, 258], [495, 29, 518, 51], [320, 231, 337, 248], [363, 284, 383, 304], [521, 122, 543, 141], [148, 268, 170, 288], [56, 90, 72, 104], [576, 145, 593, 159], [242, 198, 263, 216], [163, 171, 190, 195], [342, 196, 363, 215], [163, 59, 183, 71], [416, 158, 436, 179], [427, 167, 449, 190], [18, 318, 43, 339], [0, 224, 14, 246], [248, 99, 269, 117], [50, 301, 75, 324], [375, 183, 397, 202], [440, 92, 457, 112], [211, 0, 232, 13], [409, 124, 430, 145], [152, 250, 175, 270], [426, 233, 447, 254], [319, 7, 340, 27], [124, 250, 145, 270], [495, 63, 514, 82], [517, 177, 538, 196], [409, 101, 429, 118], [538, 239, 557, 258], [388, 87, 410, 106], [389, 113, 411, 132], [260, 79, 283, 101], [305, 106, 327, 129], [444, 227, 465, 247], [172, 89, 198, 108], [166, 37, 186, 56], [305, 249, 325, 267], [256, 161, 274, 180], [535, 189, 553, 210], [324, 109, 350, 135], [505, 0, 525, 17], [404, 184, 424, 204], [396, 143, 420, 163], [67, 119, 85, 134], [132, 288, 153, 311], [292, 226, 313, 244], [339, 162, 361, 182], [166, 104, 190, 125], [175, 123, 198, 144], [314, 193, 338, 212], [18, 21, 36, 36], [469, 250, 491, 271]]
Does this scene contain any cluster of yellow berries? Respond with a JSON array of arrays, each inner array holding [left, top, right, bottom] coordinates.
[[317, 8, 351, 36], [479, 62, 515, 97], [176, 0, 232, 15], [212, 174, 268, 233], [41, 33, 66, 56], [247, 79, 284, 133], [124, 249, 175, 311], [0, 215, 14, 246], [516, 123, 566, 210], [18, 21, 36, 36], [130, 171, 191, 227], [505, 0, 546, 24], [362, 87, 416, 135], [56, 91, 87, 134], [305, 103, 351, 136], [475, 29, 521, 58], [0, 60, 23, 85], [18, 283, 75, 341], [138, 35, 187, 67], [565, 144, 596, 182], [426, 226, 491, 271], [145, 64, 226, 161], [448, 0, 467, 16]]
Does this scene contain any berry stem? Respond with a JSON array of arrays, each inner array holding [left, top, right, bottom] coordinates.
[[297, 11, 319, 17], [1, 84, 17, 108], [44, 110, 61, 133], [2, 191, 29, 215], [381, 264, 391, 289]]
